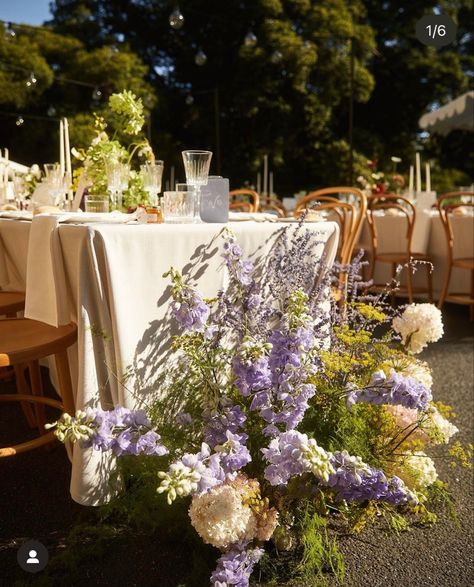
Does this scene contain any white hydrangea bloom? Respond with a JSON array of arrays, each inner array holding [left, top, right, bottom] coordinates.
[[401, 360, 433, 390], [189, 484, 256, 549], [392, 304, 444, 354], [403, 451, 438, 488]]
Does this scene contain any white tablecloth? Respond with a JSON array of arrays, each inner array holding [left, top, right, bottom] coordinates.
[[1, 216, 339, 505], [358, 211, 474, 296]]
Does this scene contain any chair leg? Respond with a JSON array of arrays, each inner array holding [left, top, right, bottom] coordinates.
[[406, 261, 414, 304], [54, 350, 75, 416], [13, 364, 36, 428], [28, 361, 46, 435], [426, 264, 433, 303], [438, 263, 452, 310], [470, 270, 474, 322]]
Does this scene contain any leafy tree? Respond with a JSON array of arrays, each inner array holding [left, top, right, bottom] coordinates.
[[50, 0, 377, 191], [0, 22, 156, 166]]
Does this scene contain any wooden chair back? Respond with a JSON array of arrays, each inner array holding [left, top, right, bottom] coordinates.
[[259, 196, 287, 217], [437, 192, 474, 262], [366, 194, 417, 258], [229, 201, 253, 213], [229, 189, 260, 213], [294, 187, 367, 265]]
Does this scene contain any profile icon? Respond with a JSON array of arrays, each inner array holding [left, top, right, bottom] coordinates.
[[27, 550, 40, 564], [17, 540, 48, 573]]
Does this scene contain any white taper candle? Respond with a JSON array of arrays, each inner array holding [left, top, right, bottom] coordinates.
[[59, 119, 65, 176], [408, 165, 414, 195], [415, 153, 421, 194], [425, 162, 431, 193], [263, 154, 268, 196]]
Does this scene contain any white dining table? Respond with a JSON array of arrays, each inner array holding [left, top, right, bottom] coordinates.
[[358, 209, 474, 297], [0, 213, 339, 505]]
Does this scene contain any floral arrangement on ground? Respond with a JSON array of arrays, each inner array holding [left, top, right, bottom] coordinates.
[[48, 227, 471, 586]]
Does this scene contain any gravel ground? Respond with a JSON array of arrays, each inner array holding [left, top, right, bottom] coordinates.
[[0, 304, 473, 586]]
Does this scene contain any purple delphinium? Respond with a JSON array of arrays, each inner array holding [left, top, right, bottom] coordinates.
[[328, 451, 416, 506], [204, 401, 247, 448], [215, 430, 252, 473], [211, 543, 265, 587], [222, 239, 254, 288], [179, 443, 227, 494], [81, 407, 168, 457], [347, 369, 432, 411], [232, 356, 272, 397], [261, 430, 312, 486], [172, 287, 210, 332]]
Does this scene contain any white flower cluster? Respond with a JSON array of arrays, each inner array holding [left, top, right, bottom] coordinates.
[[302, 439, 336, 482], [392, 304, 444, 354], [189, 484, 256, 549], [157, 463, 201, 505], [425, 408, 459, 444], [403, 451, 438, 489], [401, 360, 433, 390]]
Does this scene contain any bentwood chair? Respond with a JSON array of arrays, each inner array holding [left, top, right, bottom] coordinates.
[[259, 196, 287, 218], [0, 319, 77, 456], [0, 292, 26, 382], [294, 187, 367, 267], [437, 192, 474, 319], [229, 189, 260, 213], [366, 195, 432, 303]]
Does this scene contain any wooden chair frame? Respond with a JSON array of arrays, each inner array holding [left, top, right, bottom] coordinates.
[[294, 187, 367, 266], [366, 194, 432, 303], [0, 318, 77, 457], [437, 192, 474, 319], [229, 189, 260, 213], [259, 196, 287, 217]]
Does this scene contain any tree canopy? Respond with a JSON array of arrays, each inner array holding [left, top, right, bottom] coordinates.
[[0, 0, 472, 192]]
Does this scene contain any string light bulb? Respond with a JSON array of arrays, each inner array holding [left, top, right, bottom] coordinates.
[[5, 22, 16, 38], [92, 86, 102, 101], [271, 50, 283, 64], [25, 72, 37, 87], [185, 94, 194, 105], [16, 115, 24, 126], [47, 105, 57, 117], [169, 7, 184, 30], [195, 49, 207, 66], [244, 31, 257, 47]]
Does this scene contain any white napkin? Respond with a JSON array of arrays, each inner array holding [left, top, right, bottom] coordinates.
[[24, 215, 70, 327], [228, 212, 277, 222]]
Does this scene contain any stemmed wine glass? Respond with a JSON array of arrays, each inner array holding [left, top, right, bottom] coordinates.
[[181, 150, 212, 222], [106, 162, 130, 211], [140, 161, 164, 207], [44, 164, 70, 209]]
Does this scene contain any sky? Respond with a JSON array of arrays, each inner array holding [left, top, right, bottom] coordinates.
[[0, 0, 52, 26]]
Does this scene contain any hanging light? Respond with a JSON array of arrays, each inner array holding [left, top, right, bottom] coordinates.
[[195, 49, 207, 66], [185, 94, 194, 106], [271, 50, 283, 64], [92, 86, 102, 101], [5, 22, 16, 38], [244, 31, 257, 47], [16, 115, 24, 126], [25, 72, 37, 87], [169, 7, 184, 30], [47, 105, 57, 117]]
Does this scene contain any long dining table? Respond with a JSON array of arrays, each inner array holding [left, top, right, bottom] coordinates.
[[0, 212, 339, 505]]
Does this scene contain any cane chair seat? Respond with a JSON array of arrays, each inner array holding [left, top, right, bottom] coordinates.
[[0, 318, 77, 457]]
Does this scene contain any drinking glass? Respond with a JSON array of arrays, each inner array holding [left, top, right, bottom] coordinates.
[[163, 188, 195, 223], [181, 150, 212, 222], [44, 163, 60, 178], [44, 167, 69, 209], [106, 161, 130, 211], [85, 195, 110, 213], [140, 161, 164, 206]]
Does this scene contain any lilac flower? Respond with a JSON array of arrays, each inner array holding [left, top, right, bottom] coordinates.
[[347, 369, 432, 411], [211, 543, 265, 587], [172, 287, 210, 332], [215, 430, 252, 473], [204, 402, 247, 448]]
